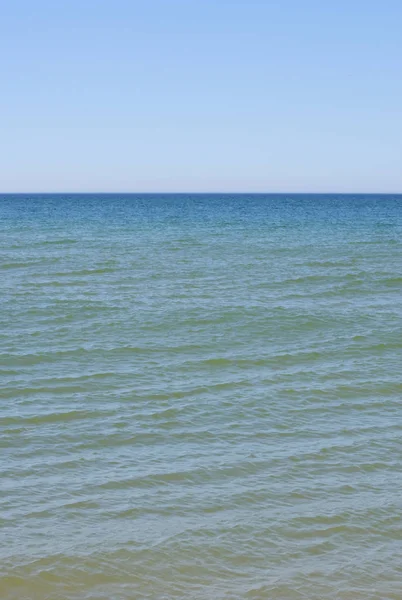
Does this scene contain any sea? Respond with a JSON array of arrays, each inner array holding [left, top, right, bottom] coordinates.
[[1, 193, 402, 600]]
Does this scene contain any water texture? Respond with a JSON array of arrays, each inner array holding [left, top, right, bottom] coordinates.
[[1, 194, 402, 599]]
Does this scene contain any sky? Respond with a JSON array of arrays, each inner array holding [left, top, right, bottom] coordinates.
[[1, 0, 401, 193]]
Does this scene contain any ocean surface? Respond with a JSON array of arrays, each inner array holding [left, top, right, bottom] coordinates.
[[1, 193, 402, 600]]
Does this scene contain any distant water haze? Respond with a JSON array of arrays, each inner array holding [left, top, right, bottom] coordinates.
[[1, 194, 402, 599]]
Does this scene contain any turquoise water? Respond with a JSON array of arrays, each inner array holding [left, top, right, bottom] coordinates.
[[1, 194, 402, 599]]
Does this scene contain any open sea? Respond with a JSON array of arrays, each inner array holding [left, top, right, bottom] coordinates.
[[1, 193, 402, 600]]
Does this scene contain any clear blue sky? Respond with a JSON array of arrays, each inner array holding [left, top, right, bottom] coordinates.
[[1, 0, 401, 192]]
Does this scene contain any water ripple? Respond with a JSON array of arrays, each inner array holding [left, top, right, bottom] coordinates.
[[1, 194, 402, 599]]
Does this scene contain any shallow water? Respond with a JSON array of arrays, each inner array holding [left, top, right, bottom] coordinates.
[[1, 194, 402, 599]]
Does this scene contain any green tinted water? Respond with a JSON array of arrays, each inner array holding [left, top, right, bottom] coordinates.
[[1, 195, 402, 599]]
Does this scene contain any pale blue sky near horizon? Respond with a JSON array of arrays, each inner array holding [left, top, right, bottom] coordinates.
[[1, 0, 401, 193]]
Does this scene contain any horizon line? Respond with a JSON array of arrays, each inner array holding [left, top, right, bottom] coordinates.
[[1, 191, 402, 196]]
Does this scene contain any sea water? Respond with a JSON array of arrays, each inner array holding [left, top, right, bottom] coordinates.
[[1, 194, 402, 599]]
